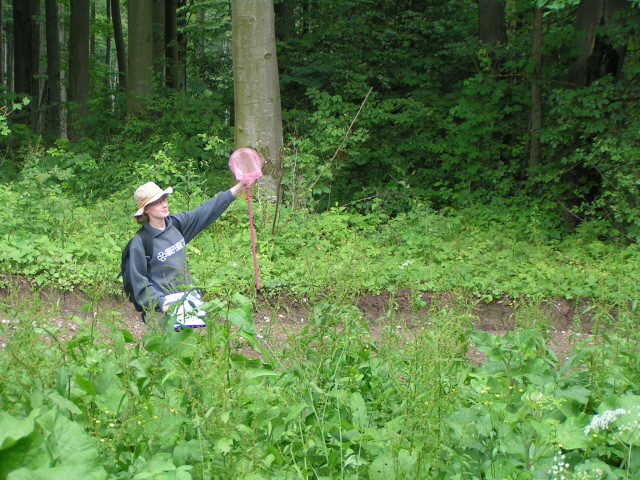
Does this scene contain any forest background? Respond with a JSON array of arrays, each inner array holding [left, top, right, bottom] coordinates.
[[2, 0, 640, 479], [1, 0, 639, 297]]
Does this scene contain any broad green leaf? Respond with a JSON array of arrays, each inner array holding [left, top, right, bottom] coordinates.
[[556, 413, 590, 449], [227, 308, 256, 335], [370, 454, 395, 480], [45, 392, 82, 416], [35, 409, 106, 474], [0, 410, 39, 450], [8, 464, 107, 480], [349, 392, 368, 429]]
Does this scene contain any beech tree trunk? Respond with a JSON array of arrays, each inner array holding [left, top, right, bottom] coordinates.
[[127, 0, 153, 114], [152, 0, 166, 80], [231, 0, 284, 199]]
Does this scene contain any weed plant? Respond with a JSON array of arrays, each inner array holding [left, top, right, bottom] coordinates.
[[3, 287, 640, 478]]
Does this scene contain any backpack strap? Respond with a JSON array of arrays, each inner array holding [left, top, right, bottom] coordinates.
[[137, 227, 153, 262]]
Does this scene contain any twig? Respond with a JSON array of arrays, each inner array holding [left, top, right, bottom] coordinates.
[[306, 87, 374, 195]]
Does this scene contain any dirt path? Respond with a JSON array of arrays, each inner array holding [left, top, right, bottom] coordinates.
[[1, 278, 592, 364]]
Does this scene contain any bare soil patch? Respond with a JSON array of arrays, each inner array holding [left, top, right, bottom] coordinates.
[[0, 278, 594, 365]]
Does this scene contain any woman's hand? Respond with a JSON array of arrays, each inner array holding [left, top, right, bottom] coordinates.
[[230, 180, 253, 196]]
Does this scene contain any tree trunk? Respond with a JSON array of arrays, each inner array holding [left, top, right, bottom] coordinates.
[[32, 0, 44, 131], [13, 0, 38, 96], [90, 2, 95, 55], [529, 5, 543, 168], [111, 0, 127, 91], [232, 0, 284, 200], [45, 0, 61, 137], [59, 2, 67, 138], [478, 0, 507, 45], [567, 0, 629, 86], [0, 0, 4, 86], [69, 0, 90, 137], [165, 0, 179, 88], [176, 0, 187, 90], [127, 0, 153, 114], [105, 0, 111, 79], [152, 0, 165, 80]]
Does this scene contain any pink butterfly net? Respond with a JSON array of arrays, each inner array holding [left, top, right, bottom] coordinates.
[[229, 148, 263, 184], [228, 148, 264, 293]]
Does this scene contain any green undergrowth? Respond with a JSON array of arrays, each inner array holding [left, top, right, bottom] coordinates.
[[2, 289, 640, 479], [0, 175, 639, 308]]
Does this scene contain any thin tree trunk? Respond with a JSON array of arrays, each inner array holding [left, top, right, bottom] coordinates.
[[529, 6, 543, 168], [176, 0, 187, 90], [90, 2, 95, 55], [0, 0, 4, 87], [7, 29, 13, 93], [111, 0, 127, 90], [33, 0, 44, 131], [105, 0, 111, 73], [165, 0, 179, 88], [45, 0, 61, 137], [59, 2, 67, 138]]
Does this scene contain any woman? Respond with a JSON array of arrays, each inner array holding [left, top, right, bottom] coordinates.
[[129, 179, 251, 326]]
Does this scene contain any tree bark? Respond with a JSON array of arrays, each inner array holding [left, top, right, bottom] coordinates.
[[69, 0, 90, 137], [0, 0, 4, 86], [529, 5, 543, 168], [478, 0, 507, 45], [105, 0, 111, 67], [231, 0, 284, 199], [90, 2, 95, 55], [111, 0, 127, 91], [58, 2, 67, 138], [152, 0, 166, 81], [45, 0, 61, 137], [165, 0, 179, 88], [127, 0, 154, 114], [13, 0, 39, 97], [567, 0, 629, 86], [177, 0, 187, 90]]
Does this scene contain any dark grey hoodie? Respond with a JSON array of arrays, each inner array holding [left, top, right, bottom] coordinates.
[[129, 189, 235, 312]]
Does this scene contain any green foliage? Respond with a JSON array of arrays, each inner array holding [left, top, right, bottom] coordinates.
[[3, 284, 640, 478], [2, 150, 640, 305]]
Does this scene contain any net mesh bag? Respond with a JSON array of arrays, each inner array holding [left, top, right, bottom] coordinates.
[[229, 148, 263, 184]]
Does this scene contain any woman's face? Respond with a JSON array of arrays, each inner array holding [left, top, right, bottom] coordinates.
[[144, 195, 170, 220]]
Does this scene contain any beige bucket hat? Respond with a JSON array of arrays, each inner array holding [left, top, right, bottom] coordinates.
[[133, 182, 173, 217]]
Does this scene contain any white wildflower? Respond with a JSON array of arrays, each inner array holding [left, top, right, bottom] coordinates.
[[549, 450, 570, 480], [399, 260, 414, 269], [584, 408, 628, 435]]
